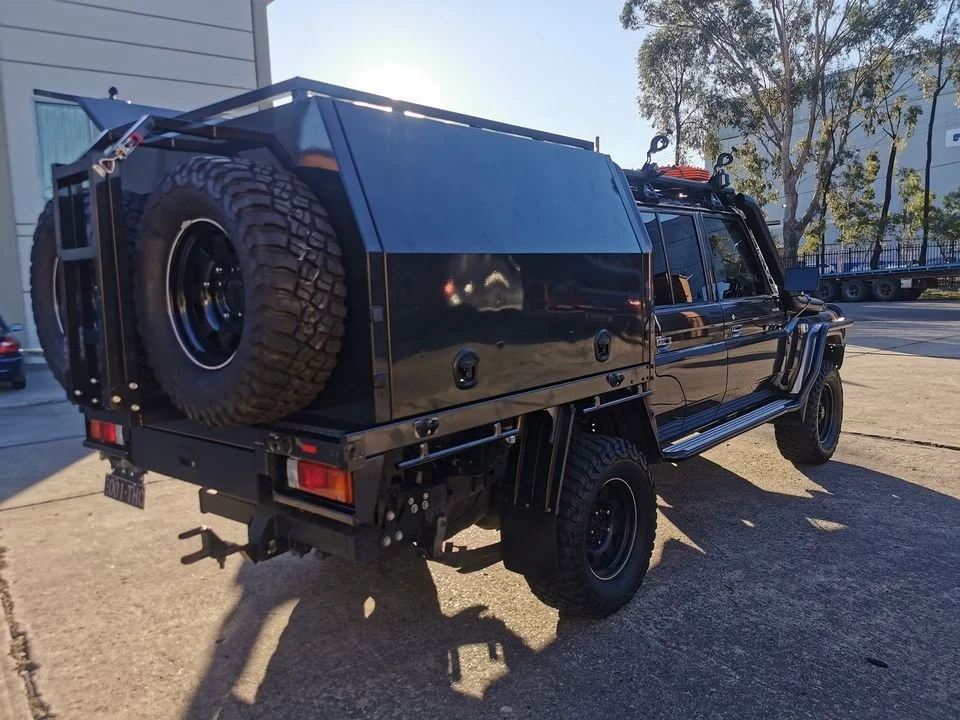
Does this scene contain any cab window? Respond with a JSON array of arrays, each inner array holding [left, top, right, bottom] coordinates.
[[639, 211, 673, 305], [702, 216, 768, 299], [658, 213, 709, 304]]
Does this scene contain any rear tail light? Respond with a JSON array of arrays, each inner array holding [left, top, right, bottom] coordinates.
[[286, 458, 354, 505], [0, 336, 20, 355], [88, 419, 124, 446]]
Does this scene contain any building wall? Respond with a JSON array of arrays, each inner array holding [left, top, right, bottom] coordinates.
[[0, 0, 271, 350], [719, 67, 959, 250]]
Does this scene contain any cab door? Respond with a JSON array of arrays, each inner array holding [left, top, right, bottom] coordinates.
[[640, 210, 727, 441], [700, 214, 784, 405]]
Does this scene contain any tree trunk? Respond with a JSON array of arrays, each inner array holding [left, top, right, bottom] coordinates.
[[921, 86, 941, 266], [782, 175, 800, 266], [674, 103, 682, 165], [872, 141, 897, 269]]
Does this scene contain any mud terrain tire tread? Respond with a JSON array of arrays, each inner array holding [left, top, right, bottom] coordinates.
[[135, 156, 346, 426]]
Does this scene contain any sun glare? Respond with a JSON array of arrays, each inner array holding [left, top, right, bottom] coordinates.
[[349, 62, 444, 106]]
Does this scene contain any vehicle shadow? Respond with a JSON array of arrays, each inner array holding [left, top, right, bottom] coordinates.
[[184, 452, 960, 720]]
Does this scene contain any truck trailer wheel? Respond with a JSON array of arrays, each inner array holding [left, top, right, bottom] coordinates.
[[901, 287, 923, 300], [134, 156, 346, 426], [774, 362, 843, 465], [840, 279, 869, 302], [525, 434, 656, 618], [29, 193, 147, 389], [815, 279, 840, 303], [871, 278, 901, 301]]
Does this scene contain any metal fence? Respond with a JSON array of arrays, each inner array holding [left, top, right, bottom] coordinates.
[[784, 241, 960, 273]]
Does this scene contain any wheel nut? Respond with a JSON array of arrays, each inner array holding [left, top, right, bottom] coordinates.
[[423, 492, 429, 500], [128, 382, 138, 390], [407, 497, 414, 505], [411, 504, 419, 514], [74, 389, 82, 397], [421, 500, 429, 510], [386, 510, 396, 522], [394, 531, 403, 542], [131, 404, 141, 412], [382, 536, 392, 548], [111, 395, 122, 404]]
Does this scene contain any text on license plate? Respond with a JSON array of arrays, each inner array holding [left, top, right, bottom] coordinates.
[[104, 473, 145, 509]]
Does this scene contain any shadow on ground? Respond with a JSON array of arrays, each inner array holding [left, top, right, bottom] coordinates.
[[185, 455, 960, 720]]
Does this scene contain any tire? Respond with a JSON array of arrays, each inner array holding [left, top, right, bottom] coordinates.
[[774, 362, 843, 465], [840, 279, 869, 302], [815, 279, 840, 303], [12, 377, 26, 390], [902, 287, 923, 300], [871, 278, 901, 301], [29, 193, 147, 390], [525, 433, 657, 618], [135, 156, 346, 427]]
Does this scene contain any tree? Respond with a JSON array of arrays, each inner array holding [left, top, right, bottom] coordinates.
[[729, 139, 775, 208], [826, 150, 880, 247], [635, 26, 713, 164], [917, 0, 960, 264], [894, 168, 933, 245], [861, 57, 923, 267], [621, 0, 932, 265], [929, 189, 960, 260]]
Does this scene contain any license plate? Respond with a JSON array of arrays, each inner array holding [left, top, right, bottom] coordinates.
[[104, 472, 145, 509]]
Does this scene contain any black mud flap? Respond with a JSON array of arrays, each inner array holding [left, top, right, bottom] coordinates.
[[501, 506, 558, 580]]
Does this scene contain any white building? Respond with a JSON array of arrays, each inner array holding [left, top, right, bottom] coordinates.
[[0, 0, 271, 352], [718, 65, 959, 251]]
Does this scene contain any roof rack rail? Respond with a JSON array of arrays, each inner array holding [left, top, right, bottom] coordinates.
[[177, 77, 595, 151]]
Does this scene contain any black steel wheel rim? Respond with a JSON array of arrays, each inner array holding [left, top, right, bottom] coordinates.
[[877, 281, 893, 298], [586, 477, 637, 581], [817, 383, 838, 445], [166, 219, 244, 370]]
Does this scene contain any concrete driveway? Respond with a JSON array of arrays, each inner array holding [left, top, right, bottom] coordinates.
[[1, 301, 958, 720]]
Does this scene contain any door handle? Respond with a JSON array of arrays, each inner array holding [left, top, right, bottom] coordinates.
[[730, 324, 743, 337]]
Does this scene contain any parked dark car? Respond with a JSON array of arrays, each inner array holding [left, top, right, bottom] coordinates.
[[0, 316, 25, 389]]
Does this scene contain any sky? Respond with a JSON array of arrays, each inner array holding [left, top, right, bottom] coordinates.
[[266, 0, 657, 170]]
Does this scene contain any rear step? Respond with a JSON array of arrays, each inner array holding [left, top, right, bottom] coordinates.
[[662, 322, 829, 461]]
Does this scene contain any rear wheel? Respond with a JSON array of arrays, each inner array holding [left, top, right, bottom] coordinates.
[[840, 279, 870, 302], [774, 362, 843, 465], [525, 434, 657, 618], [901, 287, 923, 300], [135, 156, 346, 426], [871, 278, 901, 301]]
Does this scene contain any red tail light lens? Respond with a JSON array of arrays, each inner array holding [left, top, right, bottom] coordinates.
[[0, 336, 19, 355], [88, 419, 123, 446], [287, 458, 354, 505]]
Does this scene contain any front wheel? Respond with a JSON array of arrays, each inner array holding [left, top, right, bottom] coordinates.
[[525, 434, 657, 618], [774, 362, 843, 465]]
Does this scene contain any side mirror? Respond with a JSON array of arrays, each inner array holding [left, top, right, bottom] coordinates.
[[783, 267, 820, 294], [9, 323, 23, 332]]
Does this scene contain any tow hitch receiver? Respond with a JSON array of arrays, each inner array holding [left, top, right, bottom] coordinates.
[[178, 526, 250, 569]]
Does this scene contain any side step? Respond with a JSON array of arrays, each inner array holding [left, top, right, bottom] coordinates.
[[662, 398, 792, 461], [661, 322, 829, 462]]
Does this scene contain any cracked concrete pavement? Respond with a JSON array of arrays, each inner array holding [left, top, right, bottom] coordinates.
[[0, 301, 958, 719]]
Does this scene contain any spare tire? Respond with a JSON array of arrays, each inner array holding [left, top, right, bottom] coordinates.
[[134, 156, 346, 427], [29, 192, 147, 389]]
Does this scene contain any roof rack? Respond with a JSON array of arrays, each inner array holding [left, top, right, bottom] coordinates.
[[177, 77, 595, 151], [624, 137, 736, 211]]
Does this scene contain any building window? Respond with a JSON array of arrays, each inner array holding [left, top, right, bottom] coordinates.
[[35, 102, 97, 200]]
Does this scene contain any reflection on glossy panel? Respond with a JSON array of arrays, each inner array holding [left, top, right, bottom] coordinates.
[[388, 252, 651, 419]]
